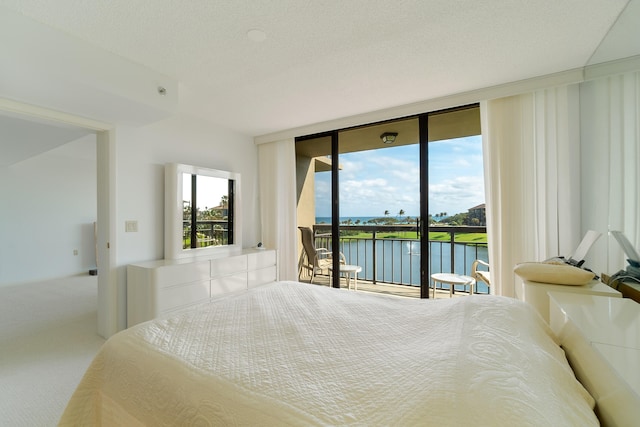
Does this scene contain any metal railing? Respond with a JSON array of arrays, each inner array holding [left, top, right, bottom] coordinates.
[[183, 220, 229, 248], [312, 224, 489, 294]]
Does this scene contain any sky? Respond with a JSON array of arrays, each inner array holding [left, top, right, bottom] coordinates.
[[315, 135, 485, 218], [183, 174, 229, 210]]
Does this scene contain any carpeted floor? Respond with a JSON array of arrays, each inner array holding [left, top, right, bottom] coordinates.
[[0, 275, 105, 426]]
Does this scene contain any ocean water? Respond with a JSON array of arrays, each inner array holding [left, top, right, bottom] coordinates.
[[315, 216, 415, 224]]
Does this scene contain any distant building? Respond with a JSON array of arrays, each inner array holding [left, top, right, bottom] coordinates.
[[468, 203, 486, 226], [210, 205, 228, 218]]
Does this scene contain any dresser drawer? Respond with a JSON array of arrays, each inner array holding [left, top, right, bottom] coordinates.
[[248, 250, 276, 270], [155, 261, 210, 288], [248, 265, 277, 289], [158, 280, 210, 312], [211, 272, 247, 297], [211, 254, 247, 278]]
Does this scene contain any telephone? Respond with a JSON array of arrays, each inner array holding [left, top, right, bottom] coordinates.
[[609, 231, 640, 285], [544, 230, 601, 274]]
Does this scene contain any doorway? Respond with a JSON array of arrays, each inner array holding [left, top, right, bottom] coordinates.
[[0, 99, 116, 337]]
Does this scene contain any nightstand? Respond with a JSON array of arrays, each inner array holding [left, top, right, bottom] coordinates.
[[549, 292, 640, 426], [515, 278, 621, 323]]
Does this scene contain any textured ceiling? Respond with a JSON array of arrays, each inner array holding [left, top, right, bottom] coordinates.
[[0, 0, 637, 137]]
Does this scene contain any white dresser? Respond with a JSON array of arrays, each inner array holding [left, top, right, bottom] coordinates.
[[549, 292, 640, 427], [515, 278, 621, 323], [127, 249, 277, 327]]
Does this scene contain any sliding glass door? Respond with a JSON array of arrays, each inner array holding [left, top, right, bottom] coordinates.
[[295, 104, 484, 298], [336, 119, 422, 292]]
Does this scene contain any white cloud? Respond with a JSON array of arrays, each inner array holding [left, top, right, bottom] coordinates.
[[429, 175, 484, 215], [315, 136, 484, 218]]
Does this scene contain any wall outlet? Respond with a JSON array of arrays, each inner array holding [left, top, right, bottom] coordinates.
[[73, 249, 78, 256], [125, 220, 138, 232]]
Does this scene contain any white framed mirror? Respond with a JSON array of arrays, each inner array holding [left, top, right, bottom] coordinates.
[[165, 163, 242, 259]]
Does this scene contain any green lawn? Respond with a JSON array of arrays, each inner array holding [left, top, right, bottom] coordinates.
[[343, 231, 487, 244]]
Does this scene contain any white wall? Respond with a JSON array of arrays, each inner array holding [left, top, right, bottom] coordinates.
[[0, 11, 261, 329], [112, 113, 259, 330], [0, 135, 97, 286], [115, 113, 259, 265], [0, 7, 177, 127]]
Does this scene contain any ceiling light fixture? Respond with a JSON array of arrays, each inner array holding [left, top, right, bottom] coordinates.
[[380, 132, 398, 144]]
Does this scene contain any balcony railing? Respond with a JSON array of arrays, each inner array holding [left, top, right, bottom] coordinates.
[[182, 220, 229, 248], [312, 224, 489, 294]]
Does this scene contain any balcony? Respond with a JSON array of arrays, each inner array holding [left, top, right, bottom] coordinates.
[[305, 224, 489, 298], [182, 219, 229, 248]]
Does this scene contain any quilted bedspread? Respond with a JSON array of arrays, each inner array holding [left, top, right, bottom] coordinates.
[[59, 281, 597, 426]]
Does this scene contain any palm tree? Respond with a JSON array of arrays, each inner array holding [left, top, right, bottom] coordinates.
[[183, 201, 192, 220], [384, 210, 390, 217], [398, 209, 405, 222]]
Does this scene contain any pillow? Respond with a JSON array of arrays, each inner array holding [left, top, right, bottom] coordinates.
[[514, 262, 595, 285]]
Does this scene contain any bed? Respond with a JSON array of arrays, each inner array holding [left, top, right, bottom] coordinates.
[[59, 281, 598, 426]]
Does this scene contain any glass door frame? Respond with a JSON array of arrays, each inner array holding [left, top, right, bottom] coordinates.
[[298, 103, 480, 298], [330, 130, 341, 289], [327, 121, 429, 295], [419, 114, 430, 298]]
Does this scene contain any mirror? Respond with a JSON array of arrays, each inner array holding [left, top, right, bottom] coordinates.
[[165, 163, 242, 259]]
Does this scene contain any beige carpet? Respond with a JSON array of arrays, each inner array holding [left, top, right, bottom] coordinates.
[[0, 275, 105, 426]]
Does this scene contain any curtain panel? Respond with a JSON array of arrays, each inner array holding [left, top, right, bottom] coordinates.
[[481, 85, 581, 297], [257, 139, 298, 281], [581, 70, 640, 275]]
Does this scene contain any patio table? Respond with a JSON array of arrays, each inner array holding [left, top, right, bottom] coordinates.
[[430, 273, 475, 298], [328, 264, 362, 290]]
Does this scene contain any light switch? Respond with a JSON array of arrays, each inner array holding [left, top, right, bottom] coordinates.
[[125, 220, 138, 232]]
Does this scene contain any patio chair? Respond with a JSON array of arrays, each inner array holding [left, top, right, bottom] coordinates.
[[471, 259, 491, 292], [298, 226, 345, 284]]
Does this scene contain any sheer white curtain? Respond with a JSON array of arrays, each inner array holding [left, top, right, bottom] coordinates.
[[581, 70, 640, 275], [481, 84, 582, 296], [257, 138, 298, 281]]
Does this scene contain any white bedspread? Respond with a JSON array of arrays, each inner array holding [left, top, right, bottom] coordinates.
[[60, 281, 597, 426]]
